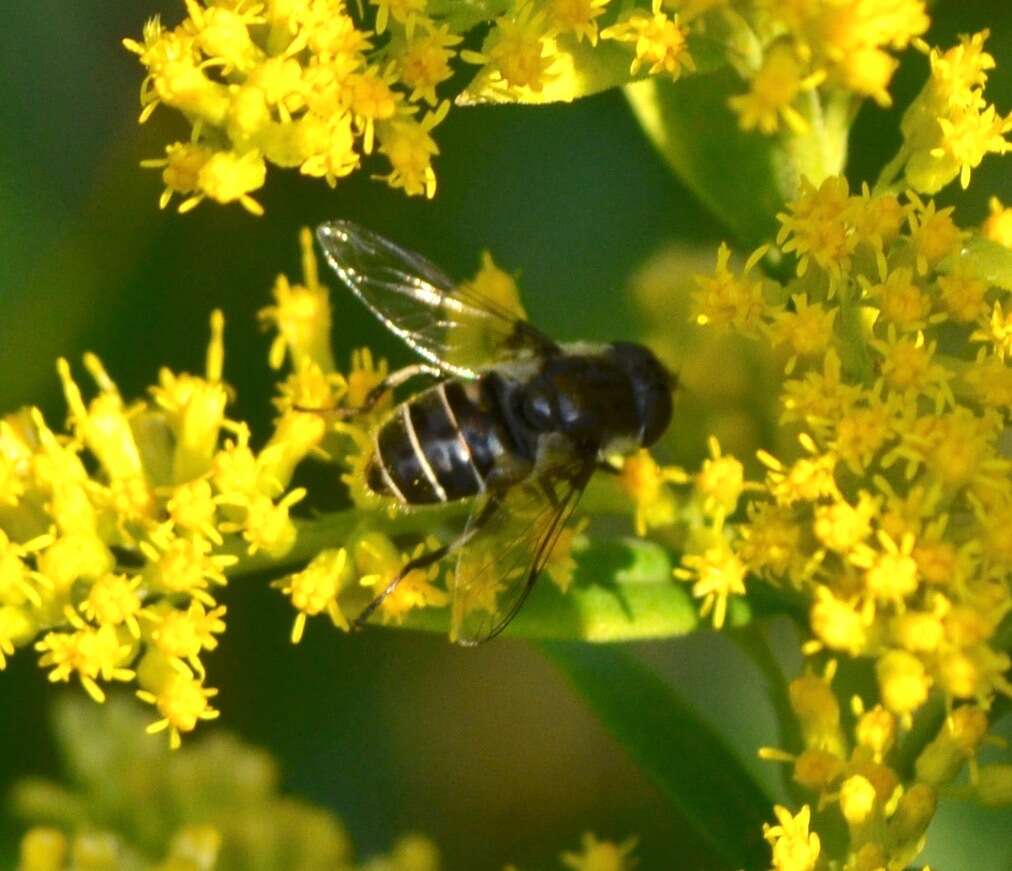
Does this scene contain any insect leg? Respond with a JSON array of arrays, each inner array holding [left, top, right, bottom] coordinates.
[[293, 363, 443, 417], [353, 493, 504, 631]]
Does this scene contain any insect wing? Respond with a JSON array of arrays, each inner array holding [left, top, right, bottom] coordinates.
[[316, 221, 556, 379], [450, 461, 593, 646]]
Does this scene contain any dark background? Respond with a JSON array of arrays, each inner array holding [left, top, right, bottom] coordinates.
[[1, 1, 1010, 867]]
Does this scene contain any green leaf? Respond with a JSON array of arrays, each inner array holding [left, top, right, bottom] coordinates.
[[624, 72, 852, 247], [941, 234, 1012, 292], [541, 642, 774, 870]]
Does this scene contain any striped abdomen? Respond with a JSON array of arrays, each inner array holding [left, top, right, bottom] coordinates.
[[365, 380, 524, 504]]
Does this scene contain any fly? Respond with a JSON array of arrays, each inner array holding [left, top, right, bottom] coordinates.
[[316, 221, 675, 645]]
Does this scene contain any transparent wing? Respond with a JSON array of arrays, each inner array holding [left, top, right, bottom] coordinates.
[[316, 221, 557, 379], [449, 460, 593, 646]]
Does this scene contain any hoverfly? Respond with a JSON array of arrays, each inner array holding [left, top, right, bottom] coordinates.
[[316, 221, 675, 645]]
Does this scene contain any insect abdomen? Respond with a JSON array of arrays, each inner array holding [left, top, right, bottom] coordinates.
[[366, 381, 511, 504]]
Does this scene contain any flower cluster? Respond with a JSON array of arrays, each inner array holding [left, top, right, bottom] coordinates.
[[0, 306, 324, 747], [725, 0, 929, 133], [126, 0, 938, 212], [125, 0, 454, 212], [0, 240, 378, 746], [610, 30, 1012, 868], [895, 30, 1011, 194], [14, 697, 637, 871], [670, 140, 1010, 871]]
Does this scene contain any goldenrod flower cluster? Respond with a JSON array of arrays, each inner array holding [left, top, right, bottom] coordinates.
[[724, 0, 929, 132], [686, 171, 1012, 713], [0, 255, 361, 747], [609, 29, 1012, 869], [126, 0, 941, 212], [14, 697, 637, 871], [896, 30, 1011, 194]]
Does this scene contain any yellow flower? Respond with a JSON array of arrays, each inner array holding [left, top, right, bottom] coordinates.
[[692, 242, 769, 337], [971, 301, 1012, 360], [736, 501, 805, 583], [852, 530, 919, 608], [863, 266, 937, 331], [550, 0, 611, 46], [617, 449, 687, 536], [871, 327, 952, 406], [901, 31, 1011, 193], [395, 22, 463, 105], [763, 804, 820, 871], [465, 3, 558, 93], [839, 773, 878, 828], [35, 624, 136, 704], [137, 669, 220, 749], [259, 227, 336, 373], [810, 587, 872, 656], [695, 436, 744, 517], [776, 175, 856, 280], [757, 436, 840, 505], [377, 101, 449, 198], [675, 526, 747, 629], [905, 195, 967, 274], [876, 649, 931, 719], [767, 293, 838, 372], [601, 0, 695, 80], [813, 492, 877, 555], [80, 573, 145, 638], [126, 0, 467, 210], [982, 196, 1012, 247], [345, 346, 391, 411], [728, 44, 824, 135], [560, 832, 638, 871], [936, 268, 989, 323], [274, 548, 352, 643], [149, 600, 227, 675]]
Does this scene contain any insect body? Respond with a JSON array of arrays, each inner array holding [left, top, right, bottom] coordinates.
[[317, 221, 675, 645]]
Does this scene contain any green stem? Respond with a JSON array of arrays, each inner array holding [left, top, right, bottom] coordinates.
[[873, 144, 909, 195], [836, 279, 874, 385], [783, 89, 851, 188]]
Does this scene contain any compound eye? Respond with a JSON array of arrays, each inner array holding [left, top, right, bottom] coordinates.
[[522, 391, 554, 431]]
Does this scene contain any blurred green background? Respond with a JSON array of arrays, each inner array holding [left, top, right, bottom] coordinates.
[[1, 1, 1010, 868]]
